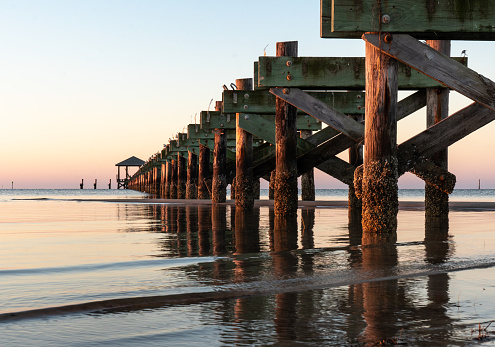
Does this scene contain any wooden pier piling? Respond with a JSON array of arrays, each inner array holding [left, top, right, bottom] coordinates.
[[235, 78, 255, 210], [177, 153, 187, 199], [425, 40, 450, 219], [361, 37, 399, 239], [300, 130, 315, 201], [170, 159, 178, 199], [349, 115, 363, 224], [211, 101, 227, 203], [274, 41, 299, 215], [197, 144, 211, 199], [186, 150, 198, 199]]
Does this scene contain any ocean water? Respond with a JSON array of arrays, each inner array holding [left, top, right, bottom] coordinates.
[[1, 189, 495, 346]]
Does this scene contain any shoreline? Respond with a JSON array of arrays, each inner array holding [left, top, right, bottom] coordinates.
[[48, 198, 495, 211]]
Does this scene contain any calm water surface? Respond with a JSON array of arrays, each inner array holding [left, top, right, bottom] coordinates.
[[1, 189, 495, 346]]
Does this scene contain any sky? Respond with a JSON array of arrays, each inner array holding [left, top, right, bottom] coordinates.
[[1, 0, 494, 189]]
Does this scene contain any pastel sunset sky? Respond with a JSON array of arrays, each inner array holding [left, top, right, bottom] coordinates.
[[1, 1, 494, 189]]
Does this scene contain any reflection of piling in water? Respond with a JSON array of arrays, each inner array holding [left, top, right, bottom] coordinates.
[[167, 204, 177, 234], [176, 206, 188, 257], [197, 206, 212, 256], [275, 292, 298, 342], [234, 208, 260, 254], [424, 214, 452, 341], [425, 215, 451, 264], [186, 205, 199, 256], [300, 208, 315, 250], [273, 213, 298, 252], [300, 208, 315, 274], [212, 204, 227, 255], [361, 239, 399, 345]]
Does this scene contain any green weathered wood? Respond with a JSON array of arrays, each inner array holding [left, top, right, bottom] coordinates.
[[187, 124, 214, 140], [223, 89, 365, 115], [238, 113, 315, 154], [270, 88, 364, 141], [258, 56, 467, 90], [322, 0, 495, 40], [364, 33, 494, 112], [200, 111, 236, 130]]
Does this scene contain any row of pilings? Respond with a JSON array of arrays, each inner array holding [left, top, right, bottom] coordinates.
[[129, 39, 453, 242]]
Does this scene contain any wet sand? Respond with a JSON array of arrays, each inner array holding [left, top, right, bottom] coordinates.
[[64, 198, 495, 211]]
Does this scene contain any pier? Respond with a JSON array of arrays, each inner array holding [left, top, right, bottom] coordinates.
[[128, 0, 495, 241]]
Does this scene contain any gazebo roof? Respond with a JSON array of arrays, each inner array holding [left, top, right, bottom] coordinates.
[[115, 156, 145, 167]]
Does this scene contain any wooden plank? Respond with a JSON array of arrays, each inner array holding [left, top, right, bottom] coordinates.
[[270, 87, 364, 141], [258, 56, 466, 90], [364, 33, 495, 112], [223, 89, 364, 115], [323, 0, 495, 40], [398, 102, 495, 174]]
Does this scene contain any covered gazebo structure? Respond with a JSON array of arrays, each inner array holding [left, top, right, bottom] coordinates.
[[116, 156, 145, 189]]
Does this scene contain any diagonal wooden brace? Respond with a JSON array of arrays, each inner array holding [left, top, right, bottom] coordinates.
[[270, 87, 364, 141], [271, 87, 455, 191], [362, 33, 495, 112]]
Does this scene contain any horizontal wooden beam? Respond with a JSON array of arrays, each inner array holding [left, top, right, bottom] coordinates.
[[223, 89, 365, 115], [258, 56, 466, 90], [200, 111, 236, 130], [322, 0, 495, 40], [238, 114, 315, 154], [270, 88, 364, 141], [364, 33, 494, 112], [187, 124, 215, 140]]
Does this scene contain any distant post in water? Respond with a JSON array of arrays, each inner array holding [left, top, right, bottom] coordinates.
[[361, 35, 399, 240], [235, 78, 255, 210], [425, 40, 451, 220], [274, 41, 299, 215]]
